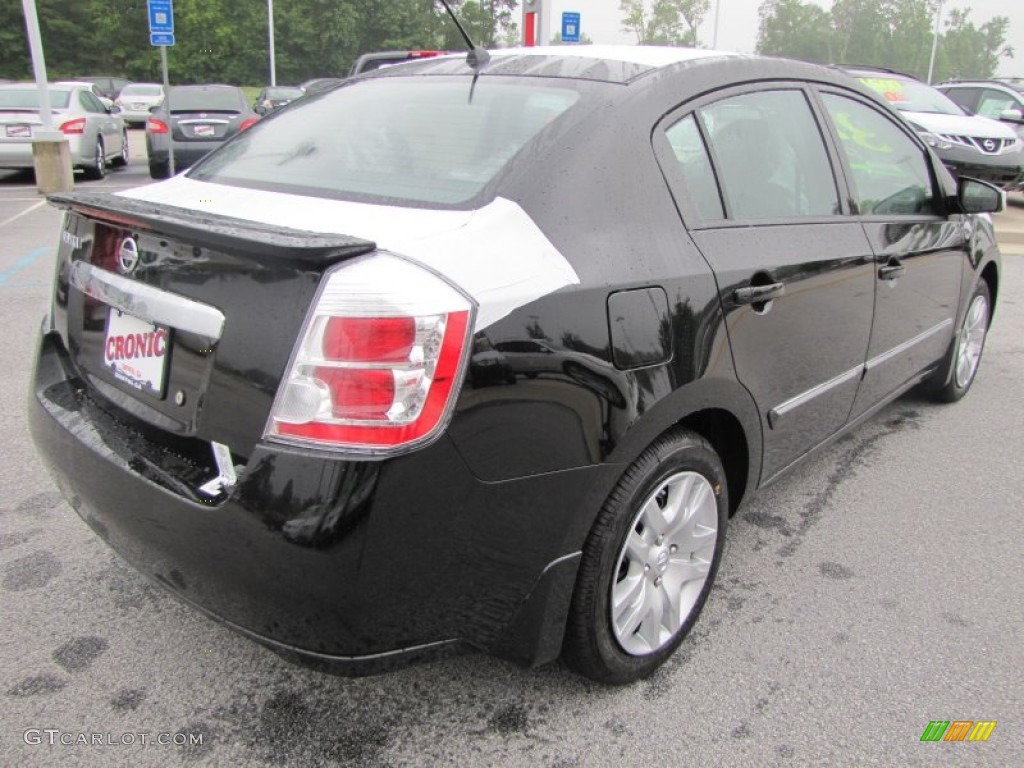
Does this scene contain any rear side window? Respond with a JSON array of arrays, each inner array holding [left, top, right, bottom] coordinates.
[[664, 115, 724, 220], [0, 88, 70, 109], [698, 90, 839, 220], [821, 93, 937, 216], [190, 78, 581, 205]]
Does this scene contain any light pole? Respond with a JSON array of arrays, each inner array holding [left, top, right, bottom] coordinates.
[[926, 0, 944, 84], [22, 0, 73, 192], [268, 0, 277, 86], [712, 0, 721, 49]]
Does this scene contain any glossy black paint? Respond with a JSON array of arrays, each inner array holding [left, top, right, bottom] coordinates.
[[30, 51, 1001, 673]]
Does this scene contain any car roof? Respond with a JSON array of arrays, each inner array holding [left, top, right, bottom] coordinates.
[[1, 82, 74, 91], [490, 45, 739, 68]]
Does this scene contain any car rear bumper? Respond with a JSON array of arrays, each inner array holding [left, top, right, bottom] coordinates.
[[148, 145, 220, 170], [0, 141, 34, 168], [29, 324, 603, 672], [1, 135, 92, 170]]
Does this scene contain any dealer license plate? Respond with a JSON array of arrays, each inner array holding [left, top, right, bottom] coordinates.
[[193, 124, 215, 137], [103, 309, 170, 397], [5, 124, 32, 138]]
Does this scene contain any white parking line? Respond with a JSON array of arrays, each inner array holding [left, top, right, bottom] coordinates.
[[0, 200, 46, 229]]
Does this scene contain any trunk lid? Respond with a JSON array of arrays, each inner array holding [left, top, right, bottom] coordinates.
[[47, 191, 376, 461]]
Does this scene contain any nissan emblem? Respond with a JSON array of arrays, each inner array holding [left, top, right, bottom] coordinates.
[[117, 237, 140, 275]]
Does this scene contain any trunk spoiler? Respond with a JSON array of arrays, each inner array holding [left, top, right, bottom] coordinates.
[[48, 191, 377, 266]]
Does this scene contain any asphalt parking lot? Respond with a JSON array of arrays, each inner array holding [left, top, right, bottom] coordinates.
[[1, 141, 1022, 766]]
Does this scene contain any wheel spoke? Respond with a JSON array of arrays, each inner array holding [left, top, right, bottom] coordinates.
[[636, 583, 665, 648], [668, 555, 711, 585], [614, 578, 649, 638], [639, 493, 670, 537], [624, 529, 651, 562]]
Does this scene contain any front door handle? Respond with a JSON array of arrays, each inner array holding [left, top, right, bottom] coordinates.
[[878, 261, 906, 281], [734, 282, 785, 305]]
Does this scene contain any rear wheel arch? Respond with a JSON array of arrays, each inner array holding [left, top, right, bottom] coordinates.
[[603, 378, 761, 519]]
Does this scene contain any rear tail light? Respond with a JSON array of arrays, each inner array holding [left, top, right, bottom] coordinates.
[[60, 118, 86, 135], [266, 253, 475, 455], [239, 117, 259, 131], [146, 118, 169, 134]]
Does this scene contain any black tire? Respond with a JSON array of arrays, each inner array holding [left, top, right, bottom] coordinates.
[[563, 428, 728, 684], [83, 138, 106, 180], [111, 131, 129, 167], [149, 160, 170, 179], [927, 280, 991, 403]]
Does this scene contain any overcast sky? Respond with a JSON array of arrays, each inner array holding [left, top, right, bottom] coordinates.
[[540, 0, 1022, 77]]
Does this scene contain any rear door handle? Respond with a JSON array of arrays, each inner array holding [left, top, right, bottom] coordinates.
[[734, 282, 785, 305], [878, 262, 906, 281]]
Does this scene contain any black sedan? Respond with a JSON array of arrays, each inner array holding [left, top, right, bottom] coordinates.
[[31, 46, 1002, 684], [145, 84, 258, 178]]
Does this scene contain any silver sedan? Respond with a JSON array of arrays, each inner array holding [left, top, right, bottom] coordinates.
[[0, 82, 128, 179]]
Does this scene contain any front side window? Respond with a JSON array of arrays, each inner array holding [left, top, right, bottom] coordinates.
[[79, 91, 105, 113], [821, 93, 937, 216], [697, 90, 839, 220], [977, 89, 1018, 118]]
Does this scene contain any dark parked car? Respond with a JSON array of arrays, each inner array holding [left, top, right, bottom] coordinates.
[[73, 75, 131, 101], [145, 84, 258, 178], [253, 85, 304, 114], [31, 47, 1002, 684]]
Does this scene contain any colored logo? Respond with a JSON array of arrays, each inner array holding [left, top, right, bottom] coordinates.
[[920, 720, 997, 742]]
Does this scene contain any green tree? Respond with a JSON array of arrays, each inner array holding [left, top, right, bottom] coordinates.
[[756, 0, 1011, 82], [935, 8, 1014, 80], [620, 0, 710, 47], [757, 0, 834, 63]]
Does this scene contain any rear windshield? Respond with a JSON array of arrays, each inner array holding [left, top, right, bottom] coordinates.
[[0, 88, 71, 109], [190, 77, 582, 205], [265, 87, 302, 99], [168, 88, 244, 112], [858, 76, 963, 115], [122, 85, 163, 96]]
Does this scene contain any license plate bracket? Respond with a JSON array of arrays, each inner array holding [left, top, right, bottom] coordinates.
[[103, 309, 170, 398]]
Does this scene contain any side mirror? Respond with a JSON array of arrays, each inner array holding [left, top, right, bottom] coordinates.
[[254, 104, 266, 115], [109, 105, 121, 114], [957, 177, 1004, 214], [149, 105, 160, 113], [999, 107, 1023, 123]]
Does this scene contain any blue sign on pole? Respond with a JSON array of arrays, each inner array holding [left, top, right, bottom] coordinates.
[[561, 12, 581, 43], [148, 0, 174, 46]]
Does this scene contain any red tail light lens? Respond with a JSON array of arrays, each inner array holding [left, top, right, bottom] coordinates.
[[239, 117, 259, 131], [266, 254, 475, 455], [60, 118, 86, 135], [147, 118, 169, 134], [323, 316, 416, 362]]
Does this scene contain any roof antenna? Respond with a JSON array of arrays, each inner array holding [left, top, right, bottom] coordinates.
[[437, 0, 491, 70]]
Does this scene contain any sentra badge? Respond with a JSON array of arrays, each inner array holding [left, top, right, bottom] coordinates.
[[117, 237, 140, 275]]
